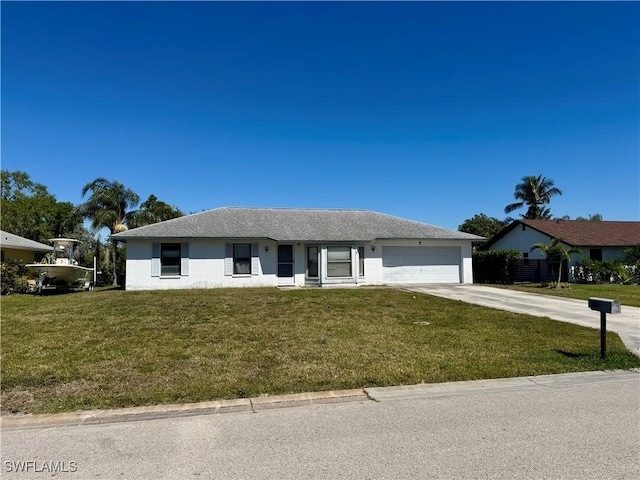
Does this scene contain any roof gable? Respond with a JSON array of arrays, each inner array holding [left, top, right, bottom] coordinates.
[[113, 207, 483, 242], [485, 220, 640, 248]]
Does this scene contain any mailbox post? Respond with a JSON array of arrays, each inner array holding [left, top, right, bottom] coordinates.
[[588, 297, 621, 359]]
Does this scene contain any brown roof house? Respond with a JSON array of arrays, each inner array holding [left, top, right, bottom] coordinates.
[[484, 220, 640, 283]]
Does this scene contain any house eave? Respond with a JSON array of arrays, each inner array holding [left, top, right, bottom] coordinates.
[[119, 236, 277, 242], [373, 237, 483, 242], [1, 245, 52, 253]]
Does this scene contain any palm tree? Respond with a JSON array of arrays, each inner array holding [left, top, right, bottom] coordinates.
[[76, 178, 140, 286], [504, 175, 562, 219], [127, 194, 183, 229], [530, 238, 581, 288]]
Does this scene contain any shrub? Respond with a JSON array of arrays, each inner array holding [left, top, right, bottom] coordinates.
[[621, 245, 640, 284], [473, 250, 521, 284], [95, 264, 114, 287], [1, 259, 30, 295], [573, 258, 635, 285]]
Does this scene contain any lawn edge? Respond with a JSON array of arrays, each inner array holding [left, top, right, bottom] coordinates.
[[4, 370, 639, 431], [0, 389, 367, 430]]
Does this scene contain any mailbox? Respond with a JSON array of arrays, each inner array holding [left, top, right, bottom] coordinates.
[[588, 297, 621, 359], [588, 297, 621, 315]]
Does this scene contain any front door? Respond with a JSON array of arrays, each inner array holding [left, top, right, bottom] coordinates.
[[277, 244, 294, 282], [306, 246, 319, 282]]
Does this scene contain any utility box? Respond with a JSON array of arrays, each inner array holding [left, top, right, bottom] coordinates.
[[588, 297, 621, 314]]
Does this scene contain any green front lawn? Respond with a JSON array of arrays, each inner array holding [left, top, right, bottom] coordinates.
[[2, 287, 639, 415], [494, 284, 640, 307]]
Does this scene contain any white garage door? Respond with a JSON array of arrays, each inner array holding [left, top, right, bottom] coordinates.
[[382, 246, 461, 283]]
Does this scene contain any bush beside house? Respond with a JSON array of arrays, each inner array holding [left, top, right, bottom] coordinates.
[[1, 260, 29, 295], [573, 246, 640, 285]]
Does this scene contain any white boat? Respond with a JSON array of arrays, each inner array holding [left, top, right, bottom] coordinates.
[[25, 238, 94, 294]]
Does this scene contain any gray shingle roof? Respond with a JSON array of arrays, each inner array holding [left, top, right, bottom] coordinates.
[[113, 207, 483, 242], [0, 230, 52, 252]]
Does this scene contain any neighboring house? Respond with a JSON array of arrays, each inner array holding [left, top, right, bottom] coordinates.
[[0, 230, 52, 263], [113, 207, 483, 291], [484, 219, 640, 282]]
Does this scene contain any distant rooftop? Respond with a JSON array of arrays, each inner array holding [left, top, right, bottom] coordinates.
[[486, 219, 640, 248], [0, 230, 52, 252]]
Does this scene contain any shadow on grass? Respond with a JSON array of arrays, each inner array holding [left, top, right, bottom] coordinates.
[[555, 349, 590, 359], [34, 289, 86, 296], [31, 285, 122, 296], [92, 286, 123, 293]]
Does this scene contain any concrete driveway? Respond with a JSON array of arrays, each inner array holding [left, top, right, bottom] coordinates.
[[393, 284, 640, 356]]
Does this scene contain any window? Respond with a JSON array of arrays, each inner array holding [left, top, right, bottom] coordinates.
[[523, 252, 529, 266], [358, 246, 365, 276], [161, 243, 181, 276], [224, 243, 258, 276], [152, 243, 188, 278], [307, 246, 319, 278], [233, 243, 252, 274], [590, 249, 602, 261], [327, 246, 352, 277]]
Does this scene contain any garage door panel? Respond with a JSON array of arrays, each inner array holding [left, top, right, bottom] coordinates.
[[382, 246, 461, 283]]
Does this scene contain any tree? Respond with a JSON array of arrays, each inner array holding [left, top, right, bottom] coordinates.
[[1, 170, 36, 201], [576, 213, 603, 221], [76, 178, 140, 286], [0, 170, 81, 242], [128, 194, 183, 229], [622, 245, 640, 266], [458, 214, 507, 244], [504, 175, 562, 219], [530, 238, 581, 288]]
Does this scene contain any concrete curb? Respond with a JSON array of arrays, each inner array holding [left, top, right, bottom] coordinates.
[[3, 370, 639, 430], [0, 389, 366, 431]]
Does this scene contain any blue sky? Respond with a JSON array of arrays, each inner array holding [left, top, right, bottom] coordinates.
[[3, 1, 639, 230]]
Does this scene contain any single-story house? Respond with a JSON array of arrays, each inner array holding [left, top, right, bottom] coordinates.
[[113, 207, 483, 291], [0, 230, 52, 263], [484, 219, 640, 282]]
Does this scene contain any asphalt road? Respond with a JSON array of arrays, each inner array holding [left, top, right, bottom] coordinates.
[[2, 372, 639, 480]]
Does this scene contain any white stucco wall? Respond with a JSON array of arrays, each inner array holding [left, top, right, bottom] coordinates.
[[489, 225, 554, 260], [571, 247, 626, 262], [126, 239, 273, 290], [124, 238, 476, 290]]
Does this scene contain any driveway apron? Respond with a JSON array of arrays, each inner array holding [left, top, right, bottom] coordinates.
[[393, 284, 640, 356]]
